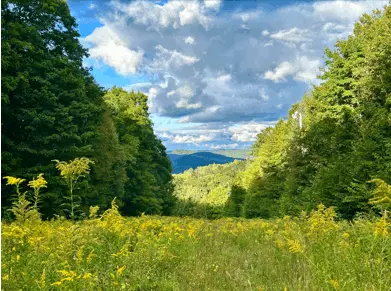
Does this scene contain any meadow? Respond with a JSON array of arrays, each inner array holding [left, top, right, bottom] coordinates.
[[2, 202, 390, 291]]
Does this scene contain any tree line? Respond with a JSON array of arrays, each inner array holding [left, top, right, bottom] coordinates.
[[1, 0, 174, 218]]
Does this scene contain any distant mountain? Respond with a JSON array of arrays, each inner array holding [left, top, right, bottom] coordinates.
[[170, 149, 250, 159], [168, 150, 249, 174]]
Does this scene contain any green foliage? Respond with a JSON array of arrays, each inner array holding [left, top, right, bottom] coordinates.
[[27, 173, 48, 209], [8, 194, 41, 224], [174, 160, 245, 205], [103, 87, 174, 216], [89, 109, 127, 210], [369, 179, 391, 211], [172, 199, 224, 219], [1, 0, 174, 217], [1, 0, 104, 217], [53, 158, 94, 219], [3, 175, 41, 223], [224, 185, 246, 217]]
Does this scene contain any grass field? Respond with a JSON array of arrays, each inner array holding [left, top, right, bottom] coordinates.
[[1, 203, 390, 291]]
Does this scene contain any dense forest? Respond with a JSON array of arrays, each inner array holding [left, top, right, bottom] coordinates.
[[1, 0, 174, 218]]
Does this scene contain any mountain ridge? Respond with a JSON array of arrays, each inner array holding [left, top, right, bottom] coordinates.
[[168, 150, 249, 174]]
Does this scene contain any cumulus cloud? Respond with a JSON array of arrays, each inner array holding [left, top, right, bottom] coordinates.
[[203, 0, 222, 11], [184, 36, 196, 44], [173, 86, 202, 109], [84, 0, 388, 148], [312, 0, 383, 22], [83, 26, 143, 76], [112, 0, 218, 31], [149, 45, 199, 72], [207, 143, 239, 149], [159, 131, 216, 144], [264, 62, 296, 83], [270, 27, 311, 44], [229, 122, 276, 142], [264, 56, 321, 83]]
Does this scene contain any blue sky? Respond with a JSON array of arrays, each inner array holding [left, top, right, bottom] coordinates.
[[68, 0, 387, 150]]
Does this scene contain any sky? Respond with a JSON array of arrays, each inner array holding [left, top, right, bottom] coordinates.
[[68, 0, 387, 150]]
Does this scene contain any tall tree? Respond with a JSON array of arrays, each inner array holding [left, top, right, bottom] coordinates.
[[1, 0, 104, 216], [103, 87, 175, 215]]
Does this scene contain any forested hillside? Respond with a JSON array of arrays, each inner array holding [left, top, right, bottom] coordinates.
[[169, 149, 250, 159], [173, 160, 245, 205], [1, 0, 174, 218], [169, 151, 244, 173]]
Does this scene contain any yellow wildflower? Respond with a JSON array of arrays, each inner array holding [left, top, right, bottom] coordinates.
[[3, 176, 25, 186], [86, 249, 95, 263], [40, 269, 46, 289], [330, 279, 339, 290], [117, 266, 126, 276], [27, 173, 47, 189], [50, 281, 62, 286], [287, 239, 303, 253], [2, 274, 9, 281], [82, 273, 93, 279], [89, 206, 100, 219], [265, 229, 274, 236], [374, 211, 390, 237]]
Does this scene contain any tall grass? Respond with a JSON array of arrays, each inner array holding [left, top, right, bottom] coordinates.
[[1, 203, 390, 290]]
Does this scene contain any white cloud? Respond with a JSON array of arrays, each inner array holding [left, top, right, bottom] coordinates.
[[270, 27, 311, 44], [83, 26, 143, 76], [203, 0, 222, 11], [172, 86, 202, 109], [150, 45, 199, 72], [174, 134, 213, 144], [159, 132, 215, 144], [264, 56, 321, 83], [203, 73, 232, 97], [294, 57, 321, 83], [312, 1, 385, 22], [208, 143, 239, 149], [259, 88, 269, 101], [261, 30, 270, 36], [83, 0, 388, 148], [176, 100, 202, 109], [264, 61, 296, 82], [233, 10, 262, 22], [125, 82, 153, 92], [89, 3, 97, 10], [229, 122, 275, 142], [184, 36, 196, 44], [264, 40, 273, 47], [115, 0, 214, 31]]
